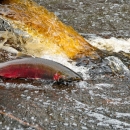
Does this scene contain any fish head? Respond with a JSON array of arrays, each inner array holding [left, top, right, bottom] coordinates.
[[53, 72, 83, 83]]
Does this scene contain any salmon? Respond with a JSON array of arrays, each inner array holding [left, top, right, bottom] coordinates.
[[0, 58, 82, 82]]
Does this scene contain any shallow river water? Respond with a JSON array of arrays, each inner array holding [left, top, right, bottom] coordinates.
[[0, 0, 130, 130]]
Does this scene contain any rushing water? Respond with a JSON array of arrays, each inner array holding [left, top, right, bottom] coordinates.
[[0, 0, 130, 130]]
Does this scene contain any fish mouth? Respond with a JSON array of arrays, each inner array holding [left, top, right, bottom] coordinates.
[[64, 76, 83, 82], [53, 76, 83, 85], [58, 75, 83, 84]]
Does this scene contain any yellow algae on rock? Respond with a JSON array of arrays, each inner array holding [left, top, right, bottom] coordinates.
[[0, 0, 99, 59]]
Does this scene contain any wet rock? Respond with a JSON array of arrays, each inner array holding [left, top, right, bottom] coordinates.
[[105, 56, 130, 77]]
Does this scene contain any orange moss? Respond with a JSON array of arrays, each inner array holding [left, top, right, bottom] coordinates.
[[0, 0, 99, 59]]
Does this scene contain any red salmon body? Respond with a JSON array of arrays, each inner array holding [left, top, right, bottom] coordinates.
[[0, 58, 82, 82]]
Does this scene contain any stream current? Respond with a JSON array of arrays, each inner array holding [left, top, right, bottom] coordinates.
[[0, 0, 130, 129]]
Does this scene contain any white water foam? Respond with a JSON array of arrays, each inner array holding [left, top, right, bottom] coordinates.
[[87, 37, 130, 53]]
